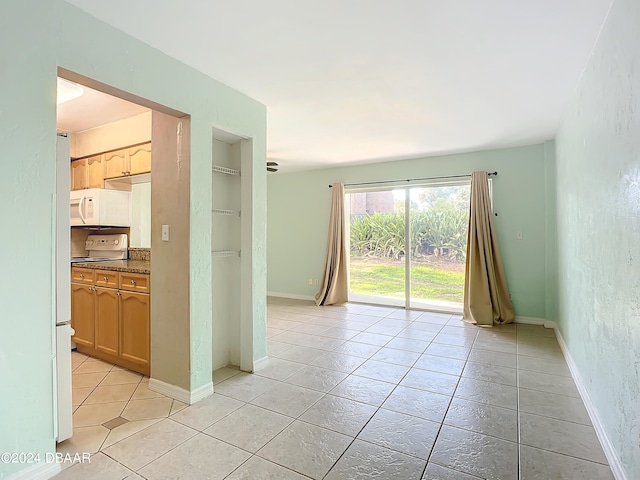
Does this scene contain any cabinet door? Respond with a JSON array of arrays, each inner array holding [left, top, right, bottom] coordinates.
[[70, 159, 87, 190], [71, 284, 94, 347], [95, 287, 119, 356], [86, 155, 104, 188], [128, 143, 151, 175], [119, 291, 150, 368], [104, 149, 127, 178]]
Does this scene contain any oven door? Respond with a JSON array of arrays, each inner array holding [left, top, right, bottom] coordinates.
[[70, 193, 95, 225]]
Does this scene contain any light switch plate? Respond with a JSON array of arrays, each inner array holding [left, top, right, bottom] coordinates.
[[162, 224, 170, 242]]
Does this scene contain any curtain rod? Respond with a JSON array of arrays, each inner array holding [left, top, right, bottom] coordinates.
[[329, 171, 497, 188]]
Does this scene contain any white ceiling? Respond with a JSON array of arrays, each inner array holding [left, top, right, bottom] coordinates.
[[64, 0, 612, 171], [57, 83, 149, 133]]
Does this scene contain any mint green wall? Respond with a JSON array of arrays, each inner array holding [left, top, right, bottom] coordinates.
[[268, 144, 549, 319], [555, 0, 640, 476], [1, 1, 266, 477], [0, 2, 58, 478]]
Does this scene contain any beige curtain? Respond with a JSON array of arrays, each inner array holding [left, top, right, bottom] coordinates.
[[463, 171, 515, 325], [316, 183, 348, 306]]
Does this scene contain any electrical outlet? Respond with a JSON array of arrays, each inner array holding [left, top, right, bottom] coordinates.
[[516, 231, 523, 240], [308, 278, 313, 285]]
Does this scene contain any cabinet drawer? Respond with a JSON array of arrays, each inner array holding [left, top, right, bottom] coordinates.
[[71, 267, 95, 284], [119, 272, 150, 293], [94, 270, 118, 288]]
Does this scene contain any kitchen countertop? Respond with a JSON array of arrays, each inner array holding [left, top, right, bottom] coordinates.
[[71, 259, 150, 274]]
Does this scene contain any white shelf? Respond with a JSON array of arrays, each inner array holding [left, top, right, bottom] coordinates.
[[212, 208, 240, 217], [212, 165, 240, 176], [212, 250, 240, 258]]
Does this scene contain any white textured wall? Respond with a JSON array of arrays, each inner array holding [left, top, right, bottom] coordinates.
[[555, 0, 640, 476]]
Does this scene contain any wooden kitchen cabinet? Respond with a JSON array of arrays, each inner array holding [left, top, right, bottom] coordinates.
[[120, 272, 150, 293], [95, 287, 119, 357], [119, 291, 150, 370], [86, 155, 104, 188], [128, 143, 152, 175], [104, 149, 127, 179], [70, 159, 87, 190], [71, 267, 95, 284], [70, 155, 103, 190], [71, 267, 150, 375], [71, 283, 95, 348], [71, 142, 152, 188], [95, 270, 118, 288]]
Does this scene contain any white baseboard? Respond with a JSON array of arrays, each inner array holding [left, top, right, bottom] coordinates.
[[253, 356, 269, 372], [553, 327, 627, 480], [514, 316, 546, 325], [148, 378, 214, 405], [514, 316, 558, 330], [8, 461, 60, 480], [267, 291, 315, 301]]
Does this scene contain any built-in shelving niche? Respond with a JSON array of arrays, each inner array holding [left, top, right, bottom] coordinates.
[[211, 130, 246, 373]]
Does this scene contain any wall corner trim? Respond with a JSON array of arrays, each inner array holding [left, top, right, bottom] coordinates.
[[253, 356, 269, 372], [148, 378, 213, 405], [554, 328, 628, 480], [7, 461, 60, 480]]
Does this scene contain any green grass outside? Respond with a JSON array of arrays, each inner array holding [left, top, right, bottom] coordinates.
[[350, 258, 465, 303]]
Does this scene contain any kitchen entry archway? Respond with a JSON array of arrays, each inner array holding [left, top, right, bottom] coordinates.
[[346, 181, 471, 312]]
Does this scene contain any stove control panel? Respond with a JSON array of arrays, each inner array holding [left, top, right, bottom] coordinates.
[[85, 234, 128, 253]]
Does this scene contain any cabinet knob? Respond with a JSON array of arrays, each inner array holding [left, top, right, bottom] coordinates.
[[79, 274, 84, 278], [130, 280, 136, 285], [104, 276, 108, 281]]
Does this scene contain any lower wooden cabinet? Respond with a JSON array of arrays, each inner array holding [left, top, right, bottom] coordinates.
[[95, 287, 119, 357], [71, 267, 150, 375], [120, 291, 150, 370], [71, 283, 95, 348]]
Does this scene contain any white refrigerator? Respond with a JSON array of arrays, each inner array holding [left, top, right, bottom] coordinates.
[[55, 134, 73, 442]]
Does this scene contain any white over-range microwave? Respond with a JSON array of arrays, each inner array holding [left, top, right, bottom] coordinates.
[[70, 188, 132, 227]]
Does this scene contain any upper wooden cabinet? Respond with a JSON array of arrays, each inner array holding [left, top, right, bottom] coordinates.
[[86, 155, 104, 188], [71, 155, 104, 190], [70, 159, 87, 190], [74, 142, 151, 188], [128, 143, 152, 176], [104, 149, 127, 179]]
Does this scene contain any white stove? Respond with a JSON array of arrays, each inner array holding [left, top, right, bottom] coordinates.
[[71, 234, 128, 262]]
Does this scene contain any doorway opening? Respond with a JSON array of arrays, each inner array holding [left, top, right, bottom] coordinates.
[[346, 181, 470, 312], [55, 69, 191, 446]]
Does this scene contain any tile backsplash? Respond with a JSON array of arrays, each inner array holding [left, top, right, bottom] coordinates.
[[129, 248, 150, 261]]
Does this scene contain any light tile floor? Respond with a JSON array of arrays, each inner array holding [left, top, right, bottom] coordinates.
[[54, 298, 615, 479]]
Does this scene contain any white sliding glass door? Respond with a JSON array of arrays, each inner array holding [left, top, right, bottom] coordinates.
[[347, 181, 470, 312], [347, 189, 406, 307]]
